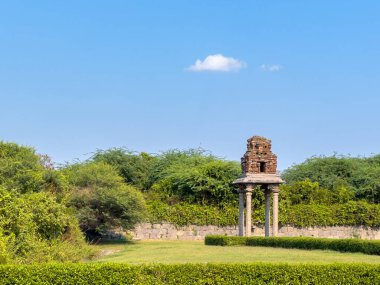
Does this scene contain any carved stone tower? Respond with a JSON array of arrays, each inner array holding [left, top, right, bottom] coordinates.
[[241, 136, 277, 174], [234, 136, 284, 237]]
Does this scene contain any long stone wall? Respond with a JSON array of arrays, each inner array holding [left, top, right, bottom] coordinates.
[[130, 223, 380, 240]]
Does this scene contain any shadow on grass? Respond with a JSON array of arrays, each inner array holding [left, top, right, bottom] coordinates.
[[90, 238, 138, 245]]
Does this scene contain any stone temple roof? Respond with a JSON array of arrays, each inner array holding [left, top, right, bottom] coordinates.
[[233, 135, 284, 186], [233, 173, 284, 185]]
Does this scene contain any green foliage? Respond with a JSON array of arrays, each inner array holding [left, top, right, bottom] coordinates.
[[63, 161, 124, 189], [205, 235, 380, 255], [3, 139, 380, 266], [148, 149, 240, 205], [0, 229, 11, 264], [91, 148, 156, 190], [280, 201, 380, 227], [280, 179, 354, 205], [41, 170, 69, 198], [86, 149, 380, 229], [0, 141, 45, 193], [147, 199, 380, 228], [147, 149, 216, 185], [146, 200, 238, 227], [64, 162, 147, 239], [205, 235, 246, 246], [1, 263, 380, 284], [0, 141, 68, 196], [0, 187, 92, 264], [272, 178, 380, 227], [282, 155, 380, 203]]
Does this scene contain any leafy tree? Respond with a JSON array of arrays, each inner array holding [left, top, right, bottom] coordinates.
[[42, 170, 69, 198], [0, 141, 68, 195], [148, 149, 241, 205], [0, 141, 45, 193], [282, 155, 380, 203], [282, 156, 355, 190], [280, 179, 354, 206], [91, 148, 156, 190], [63, 161, 124, 189], [147, 149, 215, 187], [64, 162, 146, 239], [350, 158, 380, 203], [0, 186, 90, 263]]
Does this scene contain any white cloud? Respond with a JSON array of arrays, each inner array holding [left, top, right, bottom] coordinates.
[[187, 54, 246, 72], [259, 64, 283, 72]]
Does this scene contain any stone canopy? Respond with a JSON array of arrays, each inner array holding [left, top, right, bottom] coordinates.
[[233, 173, 283, 184], [234, 136, 284, 185], [233, 135, 284, 238]]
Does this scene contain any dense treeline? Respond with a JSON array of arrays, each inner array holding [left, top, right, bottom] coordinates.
[[282, 155, 380, 203], [91, 148, 380, 227], [92, 149, 380, 205], [1, 140, 380, 263], [0, 143, 146, 263], [0, 142, 92, 263], [92, 148, 241, 205]]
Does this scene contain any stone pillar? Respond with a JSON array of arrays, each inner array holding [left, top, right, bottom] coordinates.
[[272, 186, 280, 237], [264, 188, 271, 237], [238, 190, 245, 236], [245, 186, 253, 237]]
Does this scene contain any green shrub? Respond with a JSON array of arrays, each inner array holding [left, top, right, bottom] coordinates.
[[0, 230, 11, 264], [147, 149, 241, 205], [0, 141, 45, 193], [0, 263, 379, 284], [0, 188, 93, 264], [91, 148, 156, 190], [65, 162, 147, 239], [147, 199, 380, 227], [205, 235, 246, 246], [0, 141, 67, 195], [205, 235, 380, 255], [280, 202, 380, 227], [282, 155, 380, 203], [146, 200, 238, 227]]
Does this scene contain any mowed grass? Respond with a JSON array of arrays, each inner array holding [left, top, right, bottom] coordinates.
[[93, 240, 380, 264]]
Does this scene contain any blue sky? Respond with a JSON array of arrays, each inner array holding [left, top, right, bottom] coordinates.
[[1, 1, 380, 170]]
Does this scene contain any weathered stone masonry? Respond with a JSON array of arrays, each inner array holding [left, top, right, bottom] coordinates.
[[241, 136, 277, 174], [129, 223, 380, 240], [234, 136, 284, 237]]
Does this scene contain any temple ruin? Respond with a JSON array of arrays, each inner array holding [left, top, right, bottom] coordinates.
[[233, 136, 284, 237]]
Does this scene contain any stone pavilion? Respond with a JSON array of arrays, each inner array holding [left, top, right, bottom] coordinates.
[[233, 136, 284, 237]]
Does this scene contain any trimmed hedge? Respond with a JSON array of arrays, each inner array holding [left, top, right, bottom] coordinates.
[[147, 200, 238, 226], [147, 200, 380, 227], [0, 263, 380, 284], [205, 235, 380, 255], [280, 202, 380, 227]]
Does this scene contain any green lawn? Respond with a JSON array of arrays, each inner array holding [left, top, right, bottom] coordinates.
[[93, 240, 380, 264]]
